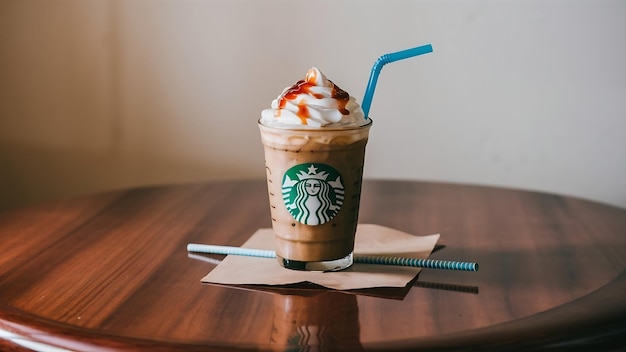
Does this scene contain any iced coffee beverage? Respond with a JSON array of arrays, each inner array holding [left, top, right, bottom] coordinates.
[[259, 68, 371, 271]]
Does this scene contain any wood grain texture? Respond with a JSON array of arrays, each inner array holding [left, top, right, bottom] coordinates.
[[0, 180, 625, 351]]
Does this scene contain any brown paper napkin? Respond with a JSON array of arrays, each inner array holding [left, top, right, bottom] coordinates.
[[201, 224, 440, 290]]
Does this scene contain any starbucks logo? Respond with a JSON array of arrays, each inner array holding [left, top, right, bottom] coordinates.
[[282, 163, 344, 226]]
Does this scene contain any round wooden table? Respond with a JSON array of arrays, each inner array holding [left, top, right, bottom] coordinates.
[[1, 180, 625, 351]]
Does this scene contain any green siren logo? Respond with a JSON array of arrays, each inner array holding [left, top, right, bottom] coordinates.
[[282, 163, 344, 226]]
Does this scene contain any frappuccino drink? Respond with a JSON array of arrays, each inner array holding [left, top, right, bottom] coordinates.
[[259, 68, 371, 271]]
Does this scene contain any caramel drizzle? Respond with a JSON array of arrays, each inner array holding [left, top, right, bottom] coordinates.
[[276, 77, 349, 125]]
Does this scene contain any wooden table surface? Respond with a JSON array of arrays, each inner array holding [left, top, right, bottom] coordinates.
[[0, 180, 625, 351]]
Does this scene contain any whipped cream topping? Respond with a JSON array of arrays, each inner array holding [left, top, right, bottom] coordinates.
[[260, 67, 368, 128]]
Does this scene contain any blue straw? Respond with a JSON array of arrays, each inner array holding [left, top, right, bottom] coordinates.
[[361, 44, 433, 117], [187, 243, 478, 272]]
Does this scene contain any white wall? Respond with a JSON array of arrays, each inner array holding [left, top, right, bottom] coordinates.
[[1, 0, 625, 210]]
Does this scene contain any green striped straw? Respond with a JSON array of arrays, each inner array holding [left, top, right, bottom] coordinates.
[[186, 243, 478, 272]]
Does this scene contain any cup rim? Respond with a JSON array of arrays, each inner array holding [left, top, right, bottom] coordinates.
[[257, 118, 372, 132]]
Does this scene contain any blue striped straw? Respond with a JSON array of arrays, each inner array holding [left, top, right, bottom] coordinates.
[[361, 44, 433, 117], [356, 255, 478, 271], [187, 243, 478, 272]]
